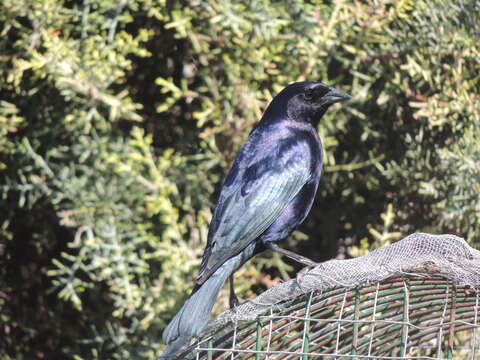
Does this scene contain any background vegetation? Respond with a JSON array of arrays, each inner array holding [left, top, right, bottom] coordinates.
[[1, 0, 479, 358]]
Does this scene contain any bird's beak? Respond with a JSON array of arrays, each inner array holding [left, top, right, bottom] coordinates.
[[324, 87, 352, 104]]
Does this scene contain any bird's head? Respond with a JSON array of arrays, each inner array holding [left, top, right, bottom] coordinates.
[[264, 81, 351, 126]]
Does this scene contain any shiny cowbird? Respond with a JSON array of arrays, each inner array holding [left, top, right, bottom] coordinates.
[[162, 81, 351, 350]]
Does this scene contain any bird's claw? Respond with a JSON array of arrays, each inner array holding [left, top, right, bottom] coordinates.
[[301, 259, 319, 268], [229, 295, 240, 310], [296, 263, 319, 287]]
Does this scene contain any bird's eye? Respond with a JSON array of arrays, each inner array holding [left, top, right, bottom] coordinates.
[[304, 91, 313, 101], [317, 87, 329, 97]]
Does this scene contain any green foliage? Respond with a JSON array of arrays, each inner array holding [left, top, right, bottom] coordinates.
[[0, 0, 478, 358], [348, 204, 403, 257]]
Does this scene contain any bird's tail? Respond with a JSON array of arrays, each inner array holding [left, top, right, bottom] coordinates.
[[162, 260, 235, 345]]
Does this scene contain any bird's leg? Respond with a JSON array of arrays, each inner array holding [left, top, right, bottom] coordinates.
[[265, 242, 318, 267], [229, 275, 240, 309]]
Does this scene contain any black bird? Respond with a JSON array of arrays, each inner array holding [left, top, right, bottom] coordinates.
[[162, 81, 351, 349]]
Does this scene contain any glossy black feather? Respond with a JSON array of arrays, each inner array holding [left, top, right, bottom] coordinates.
[[162, 81, 351, 349]]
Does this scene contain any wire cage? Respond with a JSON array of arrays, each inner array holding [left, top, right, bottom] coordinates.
[[184, 272, 480, 359], [173, 234, 480, 359]]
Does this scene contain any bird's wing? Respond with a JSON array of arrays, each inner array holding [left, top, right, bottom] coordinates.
[[196, 148, 311, 284]]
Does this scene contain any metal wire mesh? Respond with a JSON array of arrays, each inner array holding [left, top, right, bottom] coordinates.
[[184, 275, 479, 359], [174, 234, 480, 359]]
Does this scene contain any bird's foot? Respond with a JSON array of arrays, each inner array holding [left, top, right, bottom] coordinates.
[[229, 294, 240, 309], [297, 258, 318, 268], [295, 264, 319, 288], [265, 242, 317, 267]]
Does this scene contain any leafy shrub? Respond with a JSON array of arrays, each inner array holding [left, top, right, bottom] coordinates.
[[1, 0, 478, 358]]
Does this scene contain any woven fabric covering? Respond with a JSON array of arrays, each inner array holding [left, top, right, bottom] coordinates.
[[177, 233, 480, 359]]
